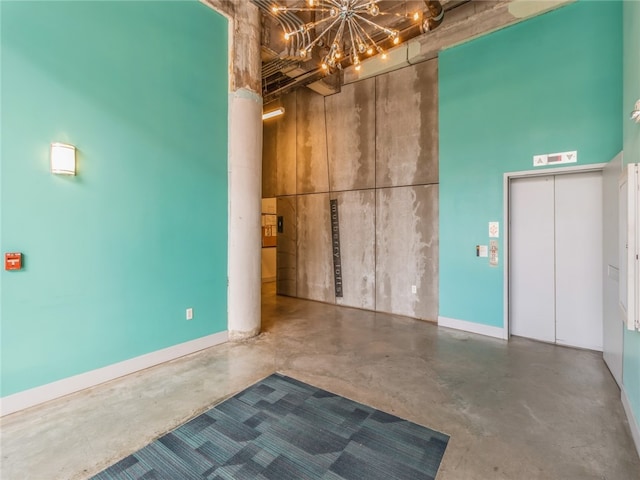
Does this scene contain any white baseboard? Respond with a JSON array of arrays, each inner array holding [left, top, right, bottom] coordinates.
[[622, 385, 640, 459], [438, 316, 507, 340], [0, 331, 228, 417]]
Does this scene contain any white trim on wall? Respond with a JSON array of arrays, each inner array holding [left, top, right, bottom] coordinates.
[[622, 384, 640, 459], [0, 331, 228, 417], [438, 316, 508, 340]]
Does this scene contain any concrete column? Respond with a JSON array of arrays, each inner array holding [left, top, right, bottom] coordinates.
[[228, 89, 262, 340], [205, 0, 263, 340], [228, 1, 262, 340]]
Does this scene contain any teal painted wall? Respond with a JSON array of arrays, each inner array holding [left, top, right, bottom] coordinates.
[[623, 1, 640, 165], [439, 0, 622, 327], [0, 1, 228, 396], [622, 0, 640, 435]]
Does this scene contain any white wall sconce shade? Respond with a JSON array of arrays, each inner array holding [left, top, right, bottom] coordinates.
[[50, 142, 76, 175], [631, 99, 640, 124], [262, 107, 285, 121]]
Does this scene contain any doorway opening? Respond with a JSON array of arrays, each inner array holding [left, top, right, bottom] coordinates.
[[261, 198, 277, 284]]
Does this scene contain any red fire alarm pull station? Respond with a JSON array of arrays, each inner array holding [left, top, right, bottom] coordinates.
[[5, 252, 22, 271]]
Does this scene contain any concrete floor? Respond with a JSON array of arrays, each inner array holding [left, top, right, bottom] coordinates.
[[1, 283, 639, 479]]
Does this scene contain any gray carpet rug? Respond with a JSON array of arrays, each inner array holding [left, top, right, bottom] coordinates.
[[91, 373, 449, 479]]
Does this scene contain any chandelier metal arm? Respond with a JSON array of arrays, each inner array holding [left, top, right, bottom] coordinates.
[[346, 18, 358, 57], [351, 16, 381, 51], [304, 15, 344, 53], [279, 7, 333, 13], [352, 12, 397, 36], [288, 14, 337, 37], [333, 19, 346, 47], [353, 26, 367, 51], [351, 1, 379, 12]]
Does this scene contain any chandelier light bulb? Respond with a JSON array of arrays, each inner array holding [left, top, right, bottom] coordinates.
[[413, 11, 420, 21], [377, 47, 387, 59], [353, 54, 361, 70], [367, 47, 374, 55], [369, 4, 380, 16]]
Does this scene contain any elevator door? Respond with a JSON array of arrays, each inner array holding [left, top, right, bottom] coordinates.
[[510, 171, 603, 351]]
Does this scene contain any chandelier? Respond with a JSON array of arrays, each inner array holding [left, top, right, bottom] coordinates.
[[271, 1, 444, 72]]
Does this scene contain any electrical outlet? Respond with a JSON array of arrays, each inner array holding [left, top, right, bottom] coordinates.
[[186, 308, 193, 320], [411, 285, 417, 294]]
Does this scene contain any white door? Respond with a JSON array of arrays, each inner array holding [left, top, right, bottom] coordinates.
[[602, 154, 623, 385], [510, 176, 556, 343], [510, 171, 603, 351], [555, 172, 603, 350]]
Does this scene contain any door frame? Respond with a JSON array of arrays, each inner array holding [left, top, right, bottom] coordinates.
[[502, 163, 607, 338]]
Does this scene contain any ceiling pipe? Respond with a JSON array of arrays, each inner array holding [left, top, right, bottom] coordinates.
[[421, 0, 445, 32], [253, 0, 311, 57]]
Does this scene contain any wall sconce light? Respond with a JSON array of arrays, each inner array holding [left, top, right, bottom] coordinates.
[[50, 142, 76, 175], [262, 107, 285, 121], [631, 99, 640, 124]]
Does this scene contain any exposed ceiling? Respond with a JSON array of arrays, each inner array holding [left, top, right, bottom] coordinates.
[[253, 0, 573, 106], [255, 0, 459, 103]]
